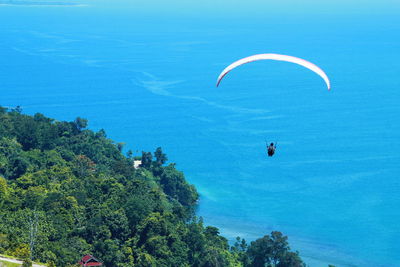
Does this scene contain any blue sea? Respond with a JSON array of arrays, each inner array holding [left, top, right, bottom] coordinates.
[[1, 3, 400, 266]]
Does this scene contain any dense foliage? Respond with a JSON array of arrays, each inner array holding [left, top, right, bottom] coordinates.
[[0, 107, 305, 267]]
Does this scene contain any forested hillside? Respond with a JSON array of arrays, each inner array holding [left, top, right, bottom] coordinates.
[[0, 107, 305, 267]]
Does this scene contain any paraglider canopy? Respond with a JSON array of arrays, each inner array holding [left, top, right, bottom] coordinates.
[[216, 53, 331, 90]]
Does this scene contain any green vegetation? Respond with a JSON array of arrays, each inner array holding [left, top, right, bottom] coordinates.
[[0, 107, 306, 266], [0, 259, 22, 267]]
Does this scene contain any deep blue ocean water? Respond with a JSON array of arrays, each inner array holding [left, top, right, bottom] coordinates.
[[1, 5, 400, 266]]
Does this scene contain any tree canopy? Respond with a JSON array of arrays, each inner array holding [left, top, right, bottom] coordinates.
[[0, 107, 307, 267]]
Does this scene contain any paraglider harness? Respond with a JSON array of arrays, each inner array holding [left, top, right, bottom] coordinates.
[[267, 142, 277, 157]]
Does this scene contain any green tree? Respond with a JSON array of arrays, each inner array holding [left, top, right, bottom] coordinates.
[[277, 251, 304, 267], [0, 176, 8, 205], [73, 117, 88, 132], [154, 147, 167, 166], [141, 151, 152, 169], [232, 237, 249, 266], [22, 258, 33, 267], [72, 155, 95, 178], [0, 106, 7, 114], [247, 231, 304, 267]]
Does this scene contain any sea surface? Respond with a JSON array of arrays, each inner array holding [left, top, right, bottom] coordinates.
[[1, 4, 400, 266]]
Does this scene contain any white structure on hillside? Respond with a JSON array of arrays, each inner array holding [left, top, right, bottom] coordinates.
[[133, 160, 142, 169]]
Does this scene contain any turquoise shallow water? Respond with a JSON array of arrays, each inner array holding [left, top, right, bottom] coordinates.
[[1, 5, 400, 266]]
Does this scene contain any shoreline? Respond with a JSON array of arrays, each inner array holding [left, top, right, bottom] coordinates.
[[198, 212, 373, 267]]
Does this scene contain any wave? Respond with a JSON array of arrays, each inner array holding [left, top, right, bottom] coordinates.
[[133, 73, 271, 115]]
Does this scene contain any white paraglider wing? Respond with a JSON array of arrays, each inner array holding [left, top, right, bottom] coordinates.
[[216, 53, 331, 90]]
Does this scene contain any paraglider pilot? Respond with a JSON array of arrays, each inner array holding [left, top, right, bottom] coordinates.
[[267, 142, 276, 157]]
